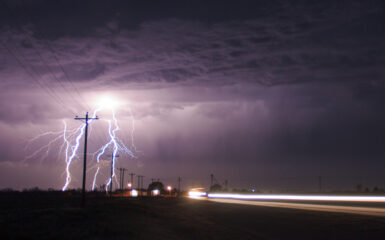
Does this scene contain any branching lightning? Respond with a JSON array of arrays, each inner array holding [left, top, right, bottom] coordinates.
[[25, 103, 137, 192], [62, 120, 86, 191], [92, 110, 135, 191]]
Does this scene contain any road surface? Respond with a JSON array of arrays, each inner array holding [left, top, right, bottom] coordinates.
[[208, 198, 385, 217]]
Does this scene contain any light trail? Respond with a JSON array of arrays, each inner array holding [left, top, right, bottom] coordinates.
[[208, 193, 385, 202], [203, 193, 385, 217], [189, 191, 207, 198], [188, 188, 207, 198], [208, 198, 385, 217]]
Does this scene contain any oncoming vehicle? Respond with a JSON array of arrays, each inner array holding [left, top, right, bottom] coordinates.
[[188, 188, 207, 198]]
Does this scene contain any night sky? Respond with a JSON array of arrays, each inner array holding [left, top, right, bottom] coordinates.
[[0, 0, 384, 191]]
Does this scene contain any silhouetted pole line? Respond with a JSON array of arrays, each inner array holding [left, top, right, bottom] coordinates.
[[178, 177, 181, 195], [121, 168, 124, 190], [123, 168, 127, 189], [119, 168, 122, 190], [137, 175, 141, 189], [137, 175, 144, 196], [120, 168, 122, 190], [119, 168, 127, 190], [129, 173, 135, 189], [75, 112, 98, 208]]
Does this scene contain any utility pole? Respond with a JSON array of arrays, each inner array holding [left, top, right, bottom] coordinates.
[[123, 168, 127, 190], [108, 154, 119, 195], [75, 112, 98, 208], [119, 168, 122, 189], [119, 168, 127, 190], [178, 177, 181, 195], [129, 173, 135, 189], [210, 174, 214, 189], [121, 168, 123, 190], [224, 179, 228, 191], [137, 175, 144, 196], [137, 175, 141, 189]]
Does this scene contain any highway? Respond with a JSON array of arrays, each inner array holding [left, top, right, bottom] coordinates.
[[208, 198, 385, 217], [186, 193, 385, 217]]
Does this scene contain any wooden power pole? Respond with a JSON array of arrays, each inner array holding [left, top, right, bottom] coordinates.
[[75, 112, 98, 208]]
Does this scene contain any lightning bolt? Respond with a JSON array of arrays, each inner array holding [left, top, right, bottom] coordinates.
[[25, 105, 136, 192], [23, 122, 78, 164], [91, 121, 112, 191], [92, 109, 135, 192], [62, 122, 85, 190], [127, 107, 138, 153], [62, 108, 101, 191]]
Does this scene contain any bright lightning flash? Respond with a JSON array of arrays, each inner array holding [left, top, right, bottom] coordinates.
[[26, 96, 137, 192]]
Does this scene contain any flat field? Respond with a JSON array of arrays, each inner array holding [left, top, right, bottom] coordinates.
[[1, 191, 385, 239]]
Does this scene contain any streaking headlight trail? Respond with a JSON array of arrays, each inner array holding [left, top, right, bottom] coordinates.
[[188, 191, 207, 198], [188, 188, 207, 198], [208, 193, 385, 202], [207, 193, 385, 217]]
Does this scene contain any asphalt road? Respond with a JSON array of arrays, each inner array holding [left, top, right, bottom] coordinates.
[[208, 198, 385, 217]]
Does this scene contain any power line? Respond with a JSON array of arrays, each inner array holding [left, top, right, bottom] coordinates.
[[37, 38, 91, 111], [0, 0, 78, 115], [1, 0, 90, 111], [16, 0, 92, 111], [0, 42, 76, 115]]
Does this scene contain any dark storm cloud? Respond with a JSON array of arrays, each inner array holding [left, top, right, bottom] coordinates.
[[2, 1, 384, 89], [0, 0, 385, 189]]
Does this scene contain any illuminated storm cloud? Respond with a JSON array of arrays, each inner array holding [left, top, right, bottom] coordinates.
[[0, 0, 384, 190]]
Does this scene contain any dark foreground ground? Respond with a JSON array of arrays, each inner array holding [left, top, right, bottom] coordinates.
[[1, 192, 385, 240]]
